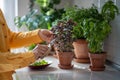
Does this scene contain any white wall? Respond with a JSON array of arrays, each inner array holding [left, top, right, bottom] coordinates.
[[104, 15, 120, 66], [18, 0, 29, 16], [73, 0, 94, 8], [17, 0, 29, 31], [55, 0, 73, 9]]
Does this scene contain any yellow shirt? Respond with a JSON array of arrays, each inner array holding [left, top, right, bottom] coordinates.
[[0, 9, 43, 80]]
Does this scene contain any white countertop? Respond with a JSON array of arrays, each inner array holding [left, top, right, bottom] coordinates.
[[15, 56, 120, 80]]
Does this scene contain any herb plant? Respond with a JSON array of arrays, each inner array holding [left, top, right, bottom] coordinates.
[[51, 20, 75, 52], [60, 5, 101, 40], [101, 0, 119, 22], [84, 0, 119, 53]]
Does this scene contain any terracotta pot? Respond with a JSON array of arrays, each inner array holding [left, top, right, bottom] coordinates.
[[57, 51, 74, 69], [73, 39, 90, 63], [89, 52, 107, 71]]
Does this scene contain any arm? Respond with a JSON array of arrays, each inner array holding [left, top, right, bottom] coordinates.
[[0, 51, 35, 69], [0, 9, 43, 48], [9, 29, 43, 48]]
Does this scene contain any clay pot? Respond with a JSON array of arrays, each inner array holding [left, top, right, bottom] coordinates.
[[56, 51, 74, 69], [73, 39, 90, 63], [89, 52, 107, 71]]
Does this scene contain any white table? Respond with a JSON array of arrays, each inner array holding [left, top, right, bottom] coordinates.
[[15, 56, 120, 80]]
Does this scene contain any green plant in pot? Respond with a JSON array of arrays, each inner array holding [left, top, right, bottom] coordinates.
[[60, 6, 88, 63], [61, 6, 100, 63], [72, 21, 90, 63], [51, 20, 75, 69], [84, 0, 119, 71], [84, 18, 111, 71]]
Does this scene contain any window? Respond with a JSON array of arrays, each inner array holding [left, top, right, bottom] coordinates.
[[0, 0, 18, 32]]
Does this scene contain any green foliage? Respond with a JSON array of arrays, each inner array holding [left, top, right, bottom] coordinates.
[[62, 5, 100, 21], [35, 0, 65, 24], [84, 18, 111, 53], [72, 21, 84, 39], [28, 43, 36, 50], [101, 0, 119, 22], [60, 5, 102, 40], [14, 9, 48, 30], [14, 0, 65, 30], [57, 0, 119, 53], [84, 0, 119, 53], [31, 60, 48, 66], [28, 42, 47, 50]]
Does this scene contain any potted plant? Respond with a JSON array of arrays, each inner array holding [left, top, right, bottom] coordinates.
[[84, 0, 119, 71], [60, 6, 88, 63], [84, 18, 111, 71], [72, 22, 89, 63], [60, 6, 100, 63], [51, 20, 75, 69]]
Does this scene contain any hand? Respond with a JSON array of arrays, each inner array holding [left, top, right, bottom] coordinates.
[[33, 44, 49, 60], [39, 29, 53, 42]]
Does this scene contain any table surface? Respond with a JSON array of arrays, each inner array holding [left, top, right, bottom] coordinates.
[[15, 56, 120, 80]]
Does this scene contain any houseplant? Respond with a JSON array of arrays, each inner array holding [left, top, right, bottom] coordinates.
[[51, 20, 75, 69], [60, 6, 100, 63], [84, 17, 111, 71], [60, 6, 89, 63], [84, 0, 119, 71], [72, 6, 101, 63]]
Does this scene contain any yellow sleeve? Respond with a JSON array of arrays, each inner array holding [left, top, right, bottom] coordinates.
[[0, 51, 35, 70], [0, 51, 35, 80], [9, 29, 44, 48]]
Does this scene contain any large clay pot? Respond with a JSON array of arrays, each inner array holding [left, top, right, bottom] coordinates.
[[89, 52, 107, 71], [73, 39, 90, 63], [56, 51, 74, 69]]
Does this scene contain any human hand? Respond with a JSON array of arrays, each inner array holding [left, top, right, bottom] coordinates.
[[33, 44, 49, 60], [39, 29, 53, 42]]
